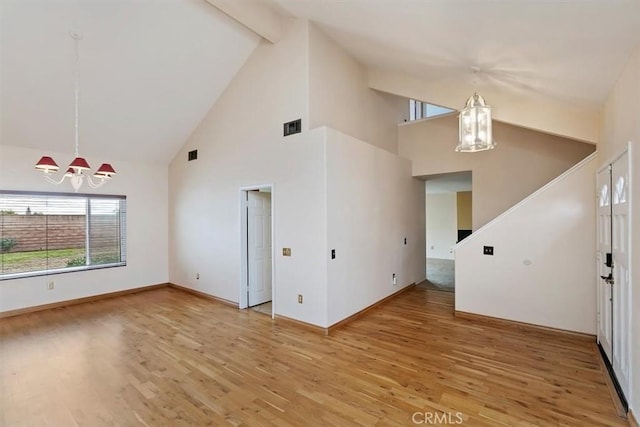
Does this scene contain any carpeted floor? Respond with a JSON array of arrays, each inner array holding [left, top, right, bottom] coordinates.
[[425, 257, 455, 292], [250, 301, 272, 315]]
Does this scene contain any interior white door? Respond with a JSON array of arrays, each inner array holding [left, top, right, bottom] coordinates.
[[596, 167, 613, 362], [247, 191, 272, 307], [611, 152, 631, 399]]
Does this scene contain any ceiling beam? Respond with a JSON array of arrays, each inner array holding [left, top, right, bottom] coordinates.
[[369, 68, 600, 144], [205, 0, 287, 43]]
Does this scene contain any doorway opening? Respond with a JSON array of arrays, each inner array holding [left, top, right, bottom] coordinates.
[[239, 185, 274, 318], [422, 171, 472, 292]]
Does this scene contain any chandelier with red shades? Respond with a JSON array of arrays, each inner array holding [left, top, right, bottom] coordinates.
[[35, 30, 115, 192]]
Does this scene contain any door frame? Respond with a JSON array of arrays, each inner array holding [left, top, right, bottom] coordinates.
[[239, 184, 275, 318]]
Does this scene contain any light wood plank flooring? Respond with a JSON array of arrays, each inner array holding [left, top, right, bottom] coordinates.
[[0, 286, 626, 426]]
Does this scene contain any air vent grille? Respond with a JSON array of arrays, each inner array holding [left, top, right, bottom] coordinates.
[[283, 119, 302, 137]]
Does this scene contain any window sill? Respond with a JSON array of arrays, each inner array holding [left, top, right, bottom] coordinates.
[[0, 262, 127, 281]]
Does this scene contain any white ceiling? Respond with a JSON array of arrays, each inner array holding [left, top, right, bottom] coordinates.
[[0, 0, 260, 165], [273, 0, 640, 109]]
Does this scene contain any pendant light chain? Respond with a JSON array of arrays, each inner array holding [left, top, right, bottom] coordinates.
[[74, 33, 80, 158], [472, 66, 479, 95]]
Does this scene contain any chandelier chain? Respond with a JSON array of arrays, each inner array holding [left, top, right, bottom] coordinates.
[[74, 34, 80, 157], [472, 67, 479, 94]]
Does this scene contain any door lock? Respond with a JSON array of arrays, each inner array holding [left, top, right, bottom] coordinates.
[[600, 273, 614, 285]]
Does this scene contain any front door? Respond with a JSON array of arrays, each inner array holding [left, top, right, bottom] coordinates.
[[596, 150, 631, 406], [247, 191, 272, 307], [611, 152, 631, 399]]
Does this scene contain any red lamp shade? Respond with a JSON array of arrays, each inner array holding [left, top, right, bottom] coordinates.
[[35, 156, 59, 172], [64, 167, 75, 177], [69, 157, 91, 170], [94, 163, 116, 178]]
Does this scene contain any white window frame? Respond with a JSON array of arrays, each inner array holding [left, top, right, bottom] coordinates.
[[0, 190, 127, 280]]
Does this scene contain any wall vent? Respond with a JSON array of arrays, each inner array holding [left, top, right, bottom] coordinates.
[[188, 150, 198, 161], [283, 119, 302, 137]]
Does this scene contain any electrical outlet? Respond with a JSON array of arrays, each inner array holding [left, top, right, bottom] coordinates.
[[297, 294, 303, 304], [331, 249, 336, 259], [283, 248, 292, 256], [196, 273, 200, 280], [404, 238, 407, 245], [392, 273, 397, 286], [483, 246, 494, 256], [47, 281, 54, 290]]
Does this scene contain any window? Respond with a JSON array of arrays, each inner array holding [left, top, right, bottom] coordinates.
[[408, 99, 454, 121], [0, 191, 126, 279]]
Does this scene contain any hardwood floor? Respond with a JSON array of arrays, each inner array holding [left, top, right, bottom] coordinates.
[[0, 286, 627, 426]]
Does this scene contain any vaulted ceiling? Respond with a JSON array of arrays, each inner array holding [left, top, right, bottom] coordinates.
[[0, 0, 259, 164], [2, 0, 640, 166], [273, 0, 640, 110]]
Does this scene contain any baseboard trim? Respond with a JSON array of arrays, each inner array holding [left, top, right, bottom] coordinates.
[[327, 283, 416, 335], [629, 409, 638, 427], [274, 314, 328, 335], [0, 283, 169, 319], [454, 311, 596, 341], [168, 283, 238, 308], [168, 284, 326, 333]]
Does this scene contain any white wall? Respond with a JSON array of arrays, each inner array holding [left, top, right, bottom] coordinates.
[[599, 43, 640, 419], [169, 19, 426, 329], [368, 90, 409, 152], [308, 24, 405, 154], [426, 192, 456, 260], [0, 144, 169, 313], [168, 20, 329, 327], [455, 154, 597, 334], [326, 128, 425, 326], [399, 115, 595, 229]]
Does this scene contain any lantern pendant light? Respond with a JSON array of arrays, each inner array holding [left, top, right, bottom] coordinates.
[[456, 66, 496, 152]]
